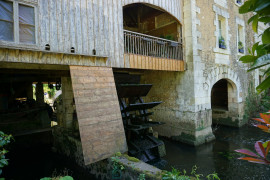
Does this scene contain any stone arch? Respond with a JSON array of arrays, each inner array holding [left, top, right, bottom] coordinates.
[[206, 66, 243, 104], [122, 0, 183, 25], [205, 66, 245, 127]]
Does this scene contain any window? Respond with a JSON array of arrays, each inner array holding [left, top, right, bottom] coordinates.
[[218, 16, 227, 49], [19, 4, 35, 43], [0, 1, 14, 41], [0, 0, 36, 44], [237, 25, 244, 53], [236, 0, 243, 5], [236, 17, 245, 55]]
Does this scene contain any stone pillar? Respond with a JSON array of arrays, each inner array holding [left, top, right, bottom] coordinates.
[[61, 77, 74, 129], [36, 82, 44, 105]]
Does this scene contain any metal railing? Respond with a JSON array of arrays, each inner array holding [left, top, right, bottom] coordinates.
[[124, 30, 183, 60]]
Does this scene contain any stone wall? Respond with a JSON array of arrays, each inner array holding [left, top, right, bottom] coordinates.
[[137, 0, 256, 145], [52, 127, 162, 180], [141, 70, 215, 146]]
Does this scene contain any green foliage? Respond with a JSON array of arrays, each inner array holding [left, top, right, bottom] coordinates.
[[0, 131, 13, 176], [40, 176, 73, 180], [162, 168, 190, 180], [190, 165, 203, 180], [137, 173, 146, 180], [206, 173, 220, 180], [243, 83, 270, 121], [238, 0, 270, 93], [111, 156, 125, 174], [238, 41, 244, 49], [235, 111, 270, 165], [219, 36, 226, 46], [162, 166, 220, 180], [43, 84, 56, 99]]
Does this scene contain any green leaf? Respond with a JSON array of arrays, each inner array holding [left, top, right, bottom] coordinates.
[[59, 176, 74, 180], [0, 159, 8, 166], [256, 44, 268, 57], [254, 0, 270, 12], [252, 42, 260, 55], [263, 67, 270, 76], [248, 15, 257, 24], [262, 28, 270, 44], [256, 76, 270, 93], [239, 0, 254, 14], [252, 14, 259, 33], [40, 178, 51, 180], [239, 55, 257, 63], [258, 16, 270, 23], [263, 141, 270, 148], [249, 54, 270, 71]]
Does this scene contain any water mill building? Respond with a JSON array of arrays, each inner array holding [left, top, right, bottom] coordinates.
[[0, 0, 264, 177]]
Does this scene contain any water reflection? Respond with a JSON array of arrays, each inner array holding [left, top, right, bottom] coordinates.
[[162, 125, 270, 180]]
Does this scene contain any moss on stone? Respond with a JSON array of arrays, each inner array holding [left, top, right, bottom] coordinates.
[[123, 154, 140, 162], [115, 152, 122, 157]]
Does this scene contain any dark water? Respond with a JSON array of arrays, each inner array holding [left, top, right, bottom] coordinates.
[[162, 125, 270, 180], [2, 132, 97, 180]]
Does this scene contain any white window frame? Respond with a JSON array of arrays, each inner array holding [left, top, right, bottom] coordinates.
[[0, 0, 38, 48], [214, 0, 228, 9], [236, 17, 245, 57], [235, 0, 244, 7], [213, 5, 230, 55]]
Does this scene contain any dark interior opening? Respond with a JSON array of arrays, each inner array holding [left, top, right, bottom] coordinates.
[[123, 3, 180, 41], [211, 79, 228, 110]]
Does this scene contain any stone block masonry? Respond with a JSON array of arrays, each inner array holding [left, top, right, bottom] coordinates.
[[69, 66, 127, 165]]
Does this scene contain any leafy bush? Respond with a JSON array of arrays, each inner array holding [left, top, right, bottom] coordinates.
[[243, 83, 270, 122], [162, 166, 219, 180], [0, 131, 13, 176], [235, 111, 270, 164], [239, 0, 270, 93]]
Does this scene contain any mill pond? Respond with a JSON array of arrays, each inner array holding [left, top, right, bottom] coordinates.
[[2, 124, 270, 180]]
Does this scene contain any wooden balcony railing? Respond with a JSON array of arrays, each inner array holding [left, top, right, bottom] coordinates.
[[124, 30, 183, 60]]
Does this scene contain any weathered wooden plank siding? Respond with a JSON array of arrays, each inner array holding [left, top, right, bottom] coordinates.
[[70, 66, 127, 165], [1, 0, 183, 68]]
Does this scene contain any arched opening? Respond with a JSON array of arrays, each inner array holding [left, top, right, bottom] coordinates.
[[123, 3, 183, 60], [123, 3, 181, 41], [211, 79, 240, 127], [211, 79, 228, 110]]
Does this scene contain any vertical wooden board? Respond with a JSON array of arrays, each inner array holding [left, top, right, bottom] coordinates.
[[137, 55, 141, 69], [103, 0, 109, 57], [56, 0, 63, 52], [113, 1, 120, 67], [70, 66, 127, 165], [164, 59, 167, 71], [69, 0, 76, 51], [49, 0, 58, 52], [81, 0, 89, 54], [39, 1, 45, 47], [107, 0, 114, 67], [145, 56, 149, 70], [148, 56, 152, 70], [42, 0, 50, 46], [62, 0, 70, 53], [117, 2, 125, 68], [75, 0, 82, 54], [86, 0, 94, 55], [98, 0, 104, 56], [130, 54, 134, 68]]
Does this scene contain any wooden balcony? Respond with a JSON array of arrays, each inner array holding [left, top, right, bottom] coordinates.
[[123, 30, 184, 71]]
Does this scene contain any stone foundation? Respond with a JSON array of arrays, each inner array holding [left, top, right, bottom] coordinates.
[[52, 127, 163, 180]]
